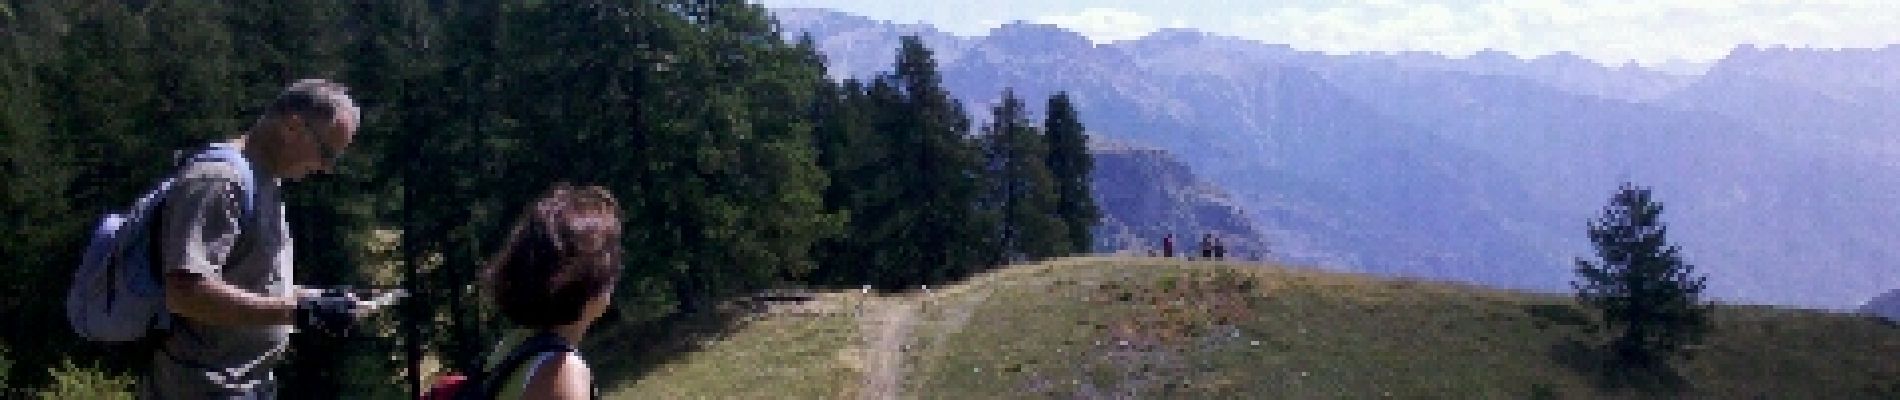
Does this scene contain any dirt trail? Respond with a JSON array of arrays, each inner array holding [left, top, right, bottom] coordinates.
[[859, 297, 916, 400], [852, 263, 1069, 399]]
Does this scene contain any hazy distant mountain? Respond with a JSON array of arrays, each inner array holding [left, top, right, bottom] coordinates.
[[774, 9, 1900, 308], [1306, 54, 1900, 308], [936, 22, 1570, 290], [1706, 44, 1900, 95], [1861, 288, 1900, 323], [1346, 50, 1697, 102], [1089, 140, 1273, 261], [773, 8, 971, 81], [1112, 29, 1699, 103], [1662, 45, 1900, 164]]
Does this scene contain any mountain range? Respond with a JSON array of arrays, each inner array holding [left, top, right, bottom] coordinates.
[[773, 8, 1900, 309], [1088, 139, 1270, 260]]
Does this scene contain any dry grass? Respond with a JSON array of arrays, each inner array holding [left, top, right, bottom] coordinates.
[[905, 257, 1900, 399], [592, 257, 1900, 399], [601, 297, 863, 400]]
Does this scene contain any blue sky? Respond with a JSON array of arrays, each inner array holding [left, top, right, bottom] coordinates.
[[756, 0, 1900, 67]]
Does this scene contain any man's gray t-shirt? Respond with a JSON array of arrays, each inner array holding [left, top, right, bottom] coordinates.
[[147, 150, 295, 399]]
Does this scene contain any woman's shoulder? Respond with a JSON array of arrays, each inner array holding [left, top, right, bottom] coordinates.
[[522, 351, 591, 399]]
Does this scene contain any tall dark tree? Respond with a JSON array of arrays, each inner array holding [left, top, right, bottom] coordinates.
[[879, 35, 989, 286], [1043, 92, 1098, 254], [338, 2, 452, 396], [849, 77, 916, 288], [0, 2, 89, 390], [4, 2, 204, 387], [1574, 183, 1711, 369], [982, 89, 1064, 262], [810, 78, 896, 287]]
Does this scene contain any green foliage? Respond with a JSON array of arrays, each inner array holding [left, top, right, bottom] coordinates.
[[1574, 183, 1711, 369], [1043, 92, 1098, 253], [38, 360, 134, 400], [809, 36, 1010, 289], [0, 344, 11, 391], [809, 78, 886, 286], [0, 8, 79, 390], [879, 36, 992, 285], [352, 0, 842, 374], [982, 89, 1065, 261]]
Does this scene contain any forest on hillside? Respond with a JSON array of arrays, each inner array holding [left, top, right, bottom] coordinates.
[[0, 0, 1096, 395]]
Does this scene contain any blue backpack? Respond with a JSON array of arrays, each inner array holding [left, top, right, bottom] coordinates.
[[66, 144, 259, 342]]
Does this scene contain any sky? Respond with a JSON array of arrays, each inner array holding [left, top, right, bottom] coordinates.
[[755, 0, 1900, 68]]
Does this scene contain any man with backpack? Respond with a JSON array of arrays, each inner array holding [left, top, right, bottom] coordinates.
[[121, 79, 387, 399]]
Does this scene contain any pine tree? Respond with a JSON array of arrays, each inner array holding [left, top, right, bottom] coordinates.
[[983, 89, 1065, 262], [835, 77, 911, 289], [1574, 183, 1711, 369], [811, 78, 893, 286], [1044, 92, 1098, 254], [882, 35, 989, 286], [0, 4, 87, 389], [344, 2, 453, 395]]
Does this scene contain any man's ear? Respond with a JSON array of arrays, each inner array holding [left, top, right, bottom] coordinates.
[[279, 114, 306, 138]]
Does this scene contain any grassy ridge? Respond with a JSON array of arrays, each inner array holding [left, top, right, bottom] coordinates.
[[906, 258, 1900, 399], [599, 257, 1900, 399]]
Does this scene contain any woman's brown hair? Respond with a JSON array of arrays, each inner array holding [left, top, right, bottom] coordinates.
[[482, 183, 623, 328]]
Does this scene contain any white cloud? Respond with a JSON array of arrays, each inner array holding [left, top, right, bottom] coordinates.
[[1033, 8, 1159, 43], [1222, 0, 1900, 66]]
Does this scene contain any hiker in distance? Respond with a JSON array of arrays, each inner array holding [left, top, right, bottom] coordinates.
[[147, 79, 393, 399], [1200, 233, 1215, 260], [1212, 235, 1226, 260]]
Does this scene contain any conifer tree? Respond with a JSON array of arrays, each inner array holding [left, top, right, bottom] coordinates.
[[1575, 183, 1711, 369], [811, 78, 893, 286], [1044, 92, 1098, 254], [0, 4, 85, 390], [878, 35, 989, 285], [983, 89, 1065, 262]]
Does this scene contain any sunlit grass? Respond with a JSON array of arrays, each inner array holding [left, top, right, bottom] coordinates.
[[602, 311, 860, 399], [906, 257, 1900, 399], [583, 257, 1900, 398]]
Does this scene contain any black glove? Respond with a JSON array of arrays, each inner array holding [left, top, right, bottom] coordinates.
[[296, 288, 368, 337]]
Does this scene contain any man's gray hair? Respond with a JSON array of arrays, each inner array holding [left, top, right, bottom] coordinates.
[[259, 78, 358, 130]]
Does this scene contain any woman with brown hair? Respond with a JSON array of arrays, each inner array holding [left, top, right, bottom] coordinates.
[[431, 183, 623, 400]]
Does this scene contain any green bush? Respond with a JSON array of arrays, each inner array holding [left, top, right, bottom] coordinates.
[[38, 359, 133, 400], [1, 343, 11, 391]]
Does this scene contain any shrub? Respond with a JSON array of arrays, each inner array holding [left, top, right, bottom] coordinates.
[[38, 359, 134, 400]]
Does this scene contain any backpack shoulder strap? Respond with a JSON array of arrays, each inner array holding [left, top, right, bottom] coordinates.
[[183, 143, 265, 270], [481, 331, 576, 400], [188, 144, 259, 218]]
